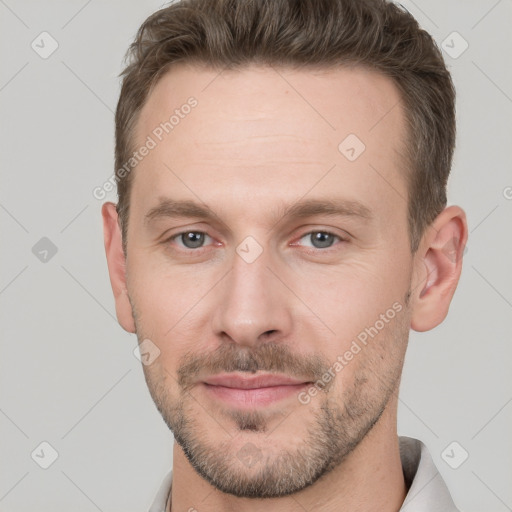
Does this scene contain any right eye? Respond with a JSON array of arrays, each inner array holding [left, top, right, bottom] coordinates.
[[165, 231, 215, 251]]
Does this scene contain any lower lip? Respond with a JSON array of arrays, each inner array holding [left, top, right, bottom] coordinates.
[[202, 382, 311, 408]]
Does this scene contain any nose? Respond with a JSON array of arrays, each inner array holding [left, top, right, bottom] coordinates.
[[211, 246, 293, 348]]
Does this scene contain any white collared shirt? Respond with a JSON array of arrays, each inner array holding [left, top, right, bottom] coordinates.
[[148, 436, 460, 511]]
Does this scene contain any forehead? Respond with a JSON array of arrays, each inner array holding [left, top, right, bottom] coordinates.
[[137, 62, 405, 147], [131, 63, 408, 227]]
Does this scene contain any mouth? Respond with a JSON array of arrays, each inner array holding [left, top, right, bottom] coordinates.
[[201, 373, 313, 408]]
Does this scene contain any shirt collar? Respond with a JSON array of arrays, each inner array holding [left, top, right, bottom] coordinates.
[[398, 436, 460, 511], [148, 436, 460, 512]]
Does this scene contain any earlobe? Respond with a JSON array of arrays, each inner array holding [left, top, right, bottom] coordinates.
[[411, 206, 468, 332], [101, 202, 136, 333]]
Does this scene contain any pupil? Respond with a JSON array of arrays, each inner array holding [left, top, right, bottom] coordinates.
[[312, 232, 333, 248], [183, 232, 204, 248]]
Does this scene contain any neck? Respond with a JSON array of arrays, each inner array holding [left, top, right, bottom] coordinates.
[[169, 401, 406, 512]]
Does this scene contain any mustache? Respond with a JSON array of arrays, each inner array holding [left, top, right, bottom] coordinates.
[[177, 342, 332, 390]]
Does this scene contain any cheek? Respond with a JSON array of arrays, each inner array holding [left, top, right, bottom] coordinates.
[[315, 310, 408, 409], [129, 257, 203, 318], [291, 259, 409, 376], [294, 259, 405, 330], [127, 267, 189, 354]]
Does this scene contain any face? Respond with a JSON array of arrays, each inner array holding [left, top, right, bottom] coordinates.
[[124, 63, 416, 497]]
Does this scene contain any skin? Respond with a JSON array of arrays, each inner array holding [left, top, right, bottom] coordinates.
[[102, 63, 467, 512]]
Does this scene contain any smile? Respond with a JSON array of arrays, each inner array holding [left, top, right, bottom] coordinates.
[[201, 373, 312, 408]]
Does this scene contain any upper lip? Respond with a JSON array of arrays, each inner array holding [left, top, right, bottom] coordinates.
[[202, 373, 310, 389]]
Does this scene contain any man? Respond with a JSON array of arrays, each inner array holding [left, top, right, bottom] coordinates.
[[102, 0, 467, 510]]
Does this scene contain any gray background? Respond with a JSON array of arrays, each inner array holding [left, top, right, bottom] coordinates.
[[0, 0, 511, 510]]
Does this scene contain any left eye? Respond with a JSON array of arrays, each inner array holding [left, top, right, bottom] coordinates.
[[295, 231, 342, 249]]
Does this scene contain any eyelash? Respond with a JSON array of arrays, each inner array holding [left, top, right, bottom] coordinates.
[[163, 229, 347, 255]]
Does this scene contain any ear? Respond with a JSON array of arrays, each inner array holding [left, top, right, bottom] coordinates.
[[410, 205, 468, 332], [101, 202, 136, 333]]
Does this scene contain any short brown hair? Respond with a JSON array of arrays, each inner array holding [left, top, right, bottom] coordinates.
[[114, 0, 455, 256]]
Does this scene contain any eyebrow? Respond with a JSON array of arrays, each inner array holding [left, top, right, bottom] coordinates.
[[144, 196, 373, 228]]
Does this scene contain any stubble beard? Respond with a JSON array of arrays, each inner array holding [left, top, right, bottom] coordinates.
[[132, 292, 411, 498]]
